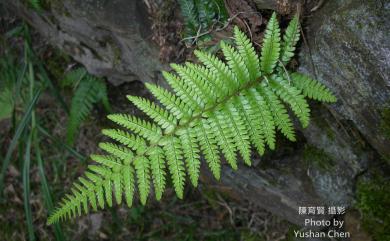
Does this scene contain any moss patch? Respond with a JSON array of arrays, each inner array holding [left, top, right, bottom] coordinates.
[[355, 175, 390, 241], [302, 145, 334, 171]]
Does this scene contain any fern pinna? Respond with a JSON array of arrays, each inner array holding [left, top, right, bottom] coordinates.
[[48, 13, 336, 224]]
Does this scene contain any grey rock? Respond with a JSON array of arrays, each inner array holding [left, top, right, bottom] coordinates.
[[299, 0, 390, 158], [5, 0, 163, 85]]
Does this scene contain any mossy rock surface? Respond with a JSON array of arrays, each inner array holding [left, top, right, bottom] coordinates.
[[355, 175, 390, 241], [299, 0, 390, 159]]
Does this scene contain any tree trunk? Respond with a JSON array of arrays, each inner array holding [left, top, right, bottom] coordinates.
[[3, 0, 389, 227]]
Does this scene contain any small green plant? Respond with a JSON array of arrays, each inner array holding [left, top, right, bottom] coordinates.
[[48, 13, 336, 224], [178, 0, 228, 43], [62, 68, 110, 145]]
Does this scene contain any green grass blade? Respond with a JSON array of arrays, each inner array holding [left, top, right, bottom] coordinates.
[[23, 133, 35, 241], [0, 89, 42, 193], [35, 143, 65, 241]]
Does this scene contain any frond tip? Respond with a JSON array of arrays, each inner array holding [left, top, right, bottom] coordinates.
[[48, 12, 336, 224]]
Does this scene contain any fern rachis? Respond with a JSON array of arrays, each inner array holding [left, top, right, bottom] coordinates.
[[48, 13, 336, 224]]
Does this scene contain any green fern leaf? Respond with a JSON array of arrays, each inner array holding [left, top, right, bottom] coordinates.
[[122, 165, 135, 207], [162, 71, 203, 112], [291, 72, 337, 103], [234, 26, 261, 80], [235, 95, 265, 157], [220, 41, 250, 84], [171, 63, 215, 106], [90, 154, 121, 169], [148, 147, 166, 200], [66, 73, 110, 145], [223, 103, 251, 165], [163, 137, 186, 199], [179, 128, 201, 186], [127, 95, 177, 133], [101, 129, 147, 154], [98, 142, 134, 162], [134, 156, 151, 205], [208, 111, 238, 169], [247, 88, 276, 149], [145, 83, 192, 121], [61, 68, 87, 88], [260, 86, 296, 141], [48, 12, 337, 224], [177, 0, 198, 36], [112, 170, 122, 205], [107, 114, 162, 143], [196, 119, 221, 179], [260, 12, 281, 74], [269, 77, 311, 127], [184, 62, 220, 102], [280, 15, 300, 65], [194, 50, 237, 95]]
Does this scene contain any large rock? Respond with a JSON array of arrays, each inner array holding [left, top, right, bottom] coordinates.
[[299, 0, 390, 159], [6, 0, 163, 85]]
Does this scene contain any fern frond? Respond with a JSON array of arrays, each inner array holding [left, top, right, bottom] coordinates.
[[127, 96, 177, 134], [179, 128, 201, 187], [291, 72, 337, 103], [145, 83, 192, 121], [208, 112, 238, 170], [66, 73, 109, 145], [235, 95, 265, 156], [122, 165, 135, 207], [163, 137, 186, 199], [134, 156, 151, 205], [147, 147, 166, 200], [178, 0, 197, 25], [101, 129, 147, 154], [247, 88, 276, 150], [223, 103, 251, 165], [98, 142, 134, 162], [107, 114, 162, 143], [49, 13, 337, 224], [260, 85, 296, 141], [220, 41, 250, 84], [194, 50, 237, 95], [171, 63, 214, 106], [280, 15, 300, 66], [196, 119, 221, 180], [162, 71, 203, 112], [234, 26, 261, 80], [269, 77, 311, 127], [260, 12, 281, 74], [90, 154, 121, 169]]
